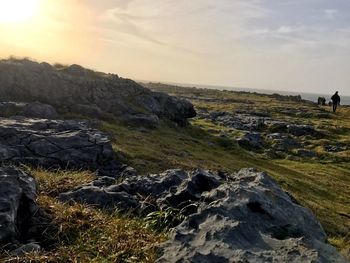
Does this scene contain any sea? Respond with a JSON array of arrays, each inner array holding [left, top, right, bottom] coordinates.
[[166, 82, 350, 106]]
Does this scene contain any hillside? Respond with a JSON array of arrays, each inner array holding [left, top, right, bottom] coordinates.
[[0, 66, 349, 262], [0, 58, 195, 126]]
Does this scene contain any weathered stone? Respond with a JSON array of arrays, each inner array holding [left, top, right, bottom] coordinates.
[[0, 117, 122, 175], [287, 124, 319, 137], [10, 242, 41, 256], [0, 59, 196, 126], [324, 144, 348, 153], [0, 166, 37, 244], [59, 168, 346, 262], [266, 121, 289, 133], [211, 112, 266, 131], [59, 186, 140, 211], [236, 132, 263, 150], [23, 102, 58, 119], [156, 169, 347, 263], [266, 133, 300, 152]]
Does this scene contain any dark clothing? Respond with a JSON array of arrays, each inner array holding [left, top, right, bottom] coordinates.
[[331, 93, 341, 113]]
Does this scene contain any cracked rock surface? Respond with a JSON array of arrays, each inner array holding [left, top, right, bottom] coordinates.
[[0, 59, 196, 126], [59, 168, 347, 262], [0, 166, 40, 252], [0, 117, 121, 175]]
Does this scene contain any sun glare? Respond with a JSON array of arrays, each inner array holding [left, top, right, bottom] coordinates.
[[0, 0, 39, 23]]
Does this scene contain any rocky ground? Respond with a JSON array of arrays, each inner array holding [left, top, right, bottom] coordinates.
[[145, 82, 349, 163], [0, 117, 346, 262], [0, 62, 349, 262], [0, 58, 196, 127]]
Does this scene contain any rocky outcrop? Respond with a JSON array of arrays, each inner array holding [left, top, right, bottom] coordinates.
[[201, 110, 267, 131], [157, 169, 346, 263], [0, 59, 196, 126], [0, 166, 41, 254], [59, 168, 346, 262], [236, 132, 263, 150], [0, 117, 122, 175], [22, 102, 58, 119], [0, 101, 58, 119], [287, 124, 320, 137]]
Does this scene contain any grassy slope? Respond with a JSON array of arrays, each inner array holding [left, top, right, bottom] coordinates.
[[103, 119, 350, 250], [110, 83, 349, 256], [1, 84, 349, 261], [0, 169, 164, 262]]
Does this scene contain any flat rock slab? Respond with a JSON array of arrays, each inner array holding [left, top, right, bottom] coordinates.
[[157, 169, 346, 263], [0, 117, 121, 175], [59, 168, 346, 262]]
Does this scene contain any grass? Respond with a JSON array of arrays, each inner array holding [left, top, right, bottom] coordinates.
[[1, 83, 349, 261], [101, 118, 350, 255], [136, 83, 350, 258], [0, 169, 165, 263]]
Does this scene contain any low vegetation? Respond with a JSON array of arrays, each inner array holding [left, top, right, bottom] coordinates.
[[1, 84, 349, 261], [0, 169, 165, 262]]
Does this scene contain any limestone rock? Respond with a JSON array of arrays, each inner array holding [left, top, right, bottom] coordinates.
[[0, 117, 122, 175], [0, 59, 196, 126], [236, 132, 263, 150], [59, 168, 346, 262], [156, 169, 347, 263], [287, 124, 319, 137], [10, 242, 41, 257], [0, 166, 37, 244], [23, 101, 58, 119]]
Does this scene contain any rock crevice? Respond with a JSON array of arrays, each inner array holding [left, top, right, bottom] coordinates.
[[59, 168, 347, 263]]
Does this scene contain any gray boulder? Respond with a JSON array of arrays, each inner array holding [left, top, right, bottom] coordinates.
[[157, 169, 346, 263], [266, 121, 289, 133], [0, 117, 121, 175], [0, 101, 58, 119], [0, 166, 37, 244], [23, 101, 58, 119], [59, 168, 346, 262], [10, 242, 41, 257], [0, 59, 196, 126], [211, 112, 266, 131], [324, 144, 348, 153], [268, 134, 300, 152], [287, 124, 319, 137], [236, 132, 263, 150]]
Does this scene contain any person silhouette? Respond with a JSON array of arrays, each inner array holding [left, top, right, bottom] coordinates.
[[331, 91, 341, 113]]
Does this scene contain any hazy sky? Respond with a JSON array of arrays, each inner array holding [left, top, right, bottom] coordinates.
[[0, 0, 349, 95]]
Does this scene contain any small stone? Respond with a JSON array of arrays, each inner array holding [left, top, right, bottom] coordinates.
[[10, 243, 41, 256]]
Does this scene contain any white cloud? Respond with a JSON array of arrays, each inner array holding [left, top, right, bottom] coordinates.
[[324, 9, 339, 20]]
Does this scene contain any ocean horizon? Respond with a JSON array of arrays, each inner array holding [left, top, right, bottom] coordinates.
[[162, 82, 350, 106]]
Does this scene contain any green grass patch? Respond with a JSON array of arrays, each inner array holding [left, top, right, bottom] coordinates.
[[0, 169, 165, 263]]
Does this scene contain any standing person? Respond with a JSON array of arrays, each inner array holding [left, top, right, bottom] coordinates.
[[331, 91, 341, 113]]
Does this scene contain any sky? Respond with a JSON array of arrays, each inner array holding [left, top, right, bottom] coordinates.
[[0, 0, 349, 95]]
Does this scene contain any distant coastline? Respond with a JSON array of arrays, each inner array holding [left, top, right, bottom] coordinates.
[[159, 82, 350, 106]]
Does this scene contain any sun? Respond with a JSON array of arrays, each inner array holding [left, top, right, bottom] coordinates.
[[0, 0, 40, 23]]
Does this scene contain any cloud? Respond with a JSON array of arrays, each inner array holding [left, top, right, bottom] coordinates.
[[85, 1, 350, 94], [98, 0, 270, 56], [324, 9, 339, 20]]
